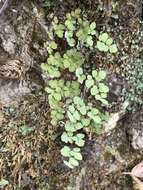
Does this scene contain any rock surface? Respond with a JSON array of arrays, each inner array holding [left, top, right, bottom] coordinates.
[[0, 0, 47, 104], [0, 0, 142, 190]]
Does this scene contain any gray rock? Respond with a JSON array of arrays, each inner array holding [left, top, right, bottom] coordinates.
[[0, 0, 47, 105], [132, 128, 143, 150]]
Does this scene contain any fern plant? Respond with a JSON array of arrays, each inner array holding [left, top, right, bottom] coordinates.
[[41, 8, 116, 169], [61, 95, 109, 168]]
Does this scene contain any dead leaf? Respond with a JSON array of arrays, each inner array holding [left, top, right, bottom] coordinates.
[[123, 162, 143, 178], [131, 162, 143, 178], [132, 176, 143, 190], [123, 162, 143, 190]]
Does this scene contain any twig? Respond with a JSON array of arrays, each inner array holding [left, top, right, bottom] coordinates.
[[0, 0, 10, 15]]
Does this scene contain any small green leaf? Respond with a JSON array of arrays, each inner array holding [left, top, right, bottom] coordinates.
[[100, 98, 109, 105], [68, 105, 75, 112], [85, 79, 94, 88], [61, 132, 71, 143], [98, 70, 107, 80], [100, 93, 107, 98], [73, 110, 80, 121], [97, 41, 108, 52], [73, 148, 80, 152], [73, 96, 82, 105], [19, 125, 34, 136], [75, 8, 81, 15], [90, 86, 99, 96], [50, 41, 57, 49], [109, 44, 118, 53], [91, 30, 96, 35], [70, 150, 76, 156], [65, 20, 75, 30], [99, 33, 109, 42], [66, 13, 71, 19], [63, 60, 70, 68], [91, 108, 99, 115], [87, 36, 93, 46], [41, 63, 48, 71], [73, 152, 82, 160], [77, 133, 85, 139], [53, 16, 58, 24], [82, 118, 90, 126], [63, 160, 74, 169], [98, 83, 109, 93], [93, 116, 102, 124], [61, 146, 71, 157], [54, 93, 62, 101], [73, 133, 85, 147], [95, 94, 102, 100], [87, 75, 92, 80], [65, 30, 73, 38], [103, 46, 109, 52], [65, 122, 76, 132], [55, 112, 64, 120], [68, 111, 76, 123], [76, 139, 85, 147], [90, 22, 96, 30], [95, 125, 102, 134], [69, 157, 79, 166], [106, 38, 113, 45], [92, 70, 98, 78], [87, 111, 101, 123], [67, 38, 76, 47], [79, 106, 87, 115], [56, 30, 64, 38], [76, 122, 83, 130], [78, 75, 86, 84], [76, 68, 83, 76]]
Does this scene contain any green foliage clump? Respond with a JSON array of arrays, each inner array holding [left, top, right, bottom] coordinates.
[[41, 48, 84, 77], [63, 49, 84, 72], [85, 70, 109, 105], [76, 21, 96, 47], [45, 80, 80, 102], [75, 67, 86, 84], [52, 9, 97, 48], [96, 33, 118, 53], [41, 52, 62, 78], [66, 96, 108, 129], [45, 79, 80, 125], [61, 146, 82, 169], [76, 68, 109, 105], [42, 0, 56, 8], [41, 8, 115, 169], [61, 130, 85, 147], [19, 125, 34, 136], [52, 16, 65, 38], [64, 9, 81, 46], [61, 96, 108, 167], [122, 57, 143, 110]]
